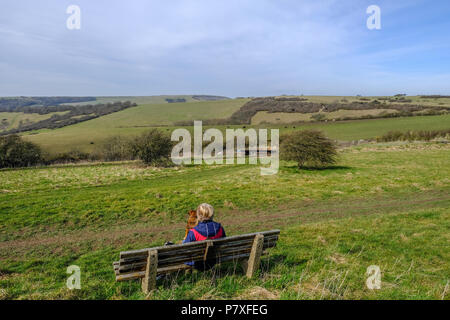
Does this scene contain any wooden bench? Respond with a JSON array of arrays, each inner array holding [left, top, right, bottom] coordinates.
[[113, 230, 280, 293]]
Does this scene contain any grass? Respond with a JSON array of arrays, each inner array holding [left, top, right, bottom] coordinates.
[[148, 206, 449, 300], [23, 113, 450, 154], [272, 114, 450, 140], [0, 95, 237, 134], [281, 95, 450, 108], [0, 142, 449, 299], [60, 98, 248, 128], [0, 112, 68, 132], [251, 109, 399, 124], [1, 94, 445, 154], [21, 98, 248, 154]]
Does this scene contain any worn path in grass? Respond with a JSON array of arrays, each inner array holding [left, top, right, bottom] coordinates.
[[1, 143, 449, 299], [1, 188, 448, 257]]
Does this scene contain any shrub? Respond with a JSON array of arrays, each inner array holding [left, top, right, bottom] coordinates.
[[131, 129, 174, 165], [0, 135, 42, 168], [44, 150, 94, 164], [99, 136, 133, 161], [377, 131, 404, 142], [377, 129, 450, 142], [311, 113, 326, 121], [281, 130, 337, 168]]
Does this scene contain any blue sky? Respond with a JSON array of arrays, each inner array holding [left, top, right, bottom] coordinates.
[[1, 0, 449, 96]]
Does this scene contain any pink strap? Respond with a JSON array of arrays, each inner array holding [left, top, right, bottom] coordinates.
[[191, 227, 223, 241]]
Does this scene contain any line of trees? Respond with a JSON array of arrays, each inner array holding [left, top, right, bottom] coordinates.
[[1, 128, 342, 170], [99, 129, 174, 164], [224, 97, 449, 124], [377, 129, 450, 142], [1, 101, 137, 135], [0, 129, 174, 169], [0, 97, 96, 112], [80, 129, 340, 169], [6, 126, 448, 170]]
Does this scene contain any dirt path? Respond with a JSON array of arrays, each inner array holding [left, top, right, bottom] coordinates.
[[1, 189, 449, 256]]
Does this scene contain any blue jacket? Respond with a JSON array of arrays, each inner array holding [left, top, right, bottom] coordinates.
[[183, 220, 226, 269], [183, 220, 226, 244]]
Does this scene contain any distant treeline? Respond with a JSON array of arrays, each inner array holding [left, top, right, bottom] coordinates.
[[192, 95, 230, 101], [166, 98, 186, 103], [419, 95, 450, 99], [378, 96, 412, 103], [0, 97, 96, 112], [1, 101, 137, 135], [164, 95, 230, 103], [377, 129, 450, 142]]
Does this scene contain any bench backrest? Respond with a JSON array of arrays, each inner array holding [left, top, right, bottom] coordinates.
[[114, 230, 280, 281]]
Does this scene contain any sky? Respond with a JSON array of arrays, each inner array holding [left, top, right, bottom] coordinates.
[[1, 0, 449, 97]]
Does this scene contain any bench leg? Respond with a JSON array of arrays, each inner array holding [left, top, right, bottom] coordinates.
[[246, 234, 264, 278], [141, 250, 158, 294]]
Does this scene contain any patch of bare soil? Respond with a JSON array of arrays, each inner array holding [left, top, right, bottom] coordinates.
[[236, 286, 280, 300]]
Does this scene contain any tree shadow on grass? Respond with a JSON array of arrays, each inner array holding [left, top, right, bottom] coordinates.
[[282, 165, 353, 173]]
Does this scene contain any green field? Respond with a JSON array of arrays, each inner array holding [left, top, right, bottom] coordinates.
[[0, 96, 241, 135], [23, 113, 450, 154], [292, 95, 450, 107], [2, 95, 449, 300], [251, 109, 401, 124], [0, 111, 68, 131], [0, 94, 445, 154], [72, 98, 248, 127], [0, 142, 449, 299], [247, 95, 450, 125]]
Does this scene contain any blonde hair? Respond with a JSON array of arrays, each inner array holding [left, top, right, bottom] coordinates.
[[196, 203, 214, 222]]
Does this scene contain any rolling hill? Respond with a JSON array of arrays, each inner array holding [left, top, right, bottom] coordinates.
[[0, 95, 447, 154]]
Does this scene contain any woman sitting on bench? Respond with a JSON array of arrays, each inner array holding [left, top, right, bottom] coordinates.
[[183, 203, 226, 270]]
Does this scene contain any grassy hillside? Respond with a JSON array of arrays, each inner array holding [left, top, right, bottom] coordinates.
[[23, 114, 450, 154], [21, 98, 248, 154], [236, 95, 450, 125], [0, 111, 68, 131], [72, 98, 248, 128], [294, 95, 450, 107], [0, 142, 449, 299], [273, 114, 450, 140], [251, 109, 399, 124], [0, 95, 235, 135], [0, 94, 444, 154]]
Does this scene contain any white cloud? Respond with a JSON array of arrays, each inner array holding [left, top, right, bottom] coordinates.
[[0, 0, 449, 96]]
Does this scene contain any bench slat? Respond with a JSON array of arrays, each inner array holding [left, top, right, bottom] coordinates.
[[115, 244, 277, 275], [120, 230, 280, 259], [115, 252, 254, 281], [118, 235, 278, 265], [114, 230, 280, 281], [116, 236, 278, 273]]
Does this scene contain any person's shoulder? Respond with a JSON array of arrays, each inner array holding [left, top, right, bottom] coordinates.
[[183, 229, 196, 243], [214, 221, 224, 229], [192, 223, 205, 234]]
